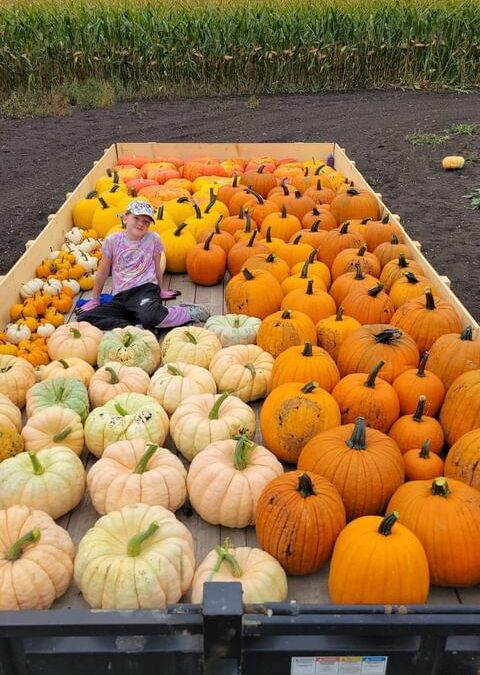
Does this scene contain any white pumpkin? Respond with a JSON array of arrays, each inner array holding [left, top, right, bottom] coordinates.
[[61, 279, 81, 295], [97, 326, 161, 375], [38, 357, 95, 386], [19, 278, 44, 299], [37, 322, 56, 338], [169, 392, 256, 461], [0, 392, 22, 432], [191, 539, 288, 604], [208, 344, 274, 402], [147, 362, 217, 415], [43, 279, 62, 296], [161, 326, 222, 368], [5, 322, 31, 344], [65, 227, 85, 245], [204, 314, 261, 347]]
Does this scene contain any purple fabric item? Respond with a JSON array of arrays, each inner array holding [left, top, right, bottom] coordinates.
[[155, 305, 191, 329], [159, 288, 181, 300], [102, 230, 164, 295], [78, 297, 100, 312]]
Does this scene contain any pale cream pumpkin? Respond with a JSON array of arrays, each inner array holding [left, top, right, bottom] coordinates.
[[204, 314, 261, 346], [170, 392, 256, 461], [38, 357, 95, 386], [0, 392, 22, 433], [88, 362, 150, 408], [97, 326, 161, 374], [0, 505, 75, 610], [74, 503, 195, 609], [21, 406, 84, 456], [0, 446, 86, 519], [161, 326, 222, 368], [187, 435, 283, 527], [47, 322, 103, 366], [84, 392, 169, 458], [87, 439, 187, 515], [0, 355, 36, 408], [191, 538, 288, 604], [147, 362, 217, 415], [208, 345, 274, 403]]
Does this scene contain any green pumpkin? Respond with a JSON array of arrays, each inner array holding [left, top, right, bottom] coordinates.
[[26, 378, 90, 423], [84, 392, 169, 458], [97, 326, 161, 375]]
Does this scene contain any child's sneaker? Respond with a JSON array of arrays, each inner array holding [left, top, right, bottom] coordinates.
[[180, 304, 210, 323]]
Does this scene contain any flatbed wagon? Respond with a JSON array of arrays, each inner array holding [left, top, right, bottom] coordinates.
[[0, 143, 479, 675]]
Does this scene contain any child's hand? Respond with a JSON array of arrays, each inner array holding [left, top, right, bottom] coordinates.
[[79, 298, 100, 312]]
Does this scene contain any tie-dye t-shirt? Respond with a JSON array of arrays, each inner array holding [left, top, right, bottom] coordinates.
[[102, 230, 164, 295]]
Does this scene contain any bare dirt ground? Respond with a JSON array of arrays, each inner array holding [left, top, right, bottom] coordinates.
[[1, 89, 479, 317]]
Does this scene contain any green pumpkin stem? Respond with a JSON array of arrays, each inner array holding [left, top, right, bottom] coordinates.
[[105, 366, 120, 384], [53, 426, 72, 443], [122, 332, 133, 348], [431, 477, 450, 497], [460, 325, 474, 341], [364, 361, 385, 388], [211, 538, 242, 578], [58, 359, 69, 369], [245, 362, 256, 378], [6, 529, 41, 561], [378, 511, 399, 536], [233, 317, 241, 328], [29, 452, 45, 475], [127, 522, 159, 557], [301, 381, 319, 394], [417, 352, 429, 377], [208, 392, 229, 420], [167, 364, 183, 377], [232, 434, 256, 471], [114, 402, 129, 416], [346, 417, 367, 450], [306, 248, 317, 265], [297, 473, 316, 498], [413, 395, 426, 422], [134, 443, 158, 474], [184, 330, 198, 344], [302, 342, 313, 357], [70, 328, 82, 339], [156, 205, 164, 220], [419, 439, 431, 459]]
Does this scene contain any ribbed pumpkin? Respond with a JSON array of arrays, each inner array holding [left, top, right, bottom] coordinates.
[[387, 477, 480, 587], [427, 326, 480, 391], [256, 309, 317, 358], [331, 361, 400, 432], [281, 279, 337, 324], [404, 440, 444, 481], [274, 236, 315, 269], [329, 188, 381, 225], [160, 326, 222, 368], [444, 429, 480, 490], [337, 325, 419, 384], [260, 381, 341, 464], [379, 253, 425, 291], [269, 188, 315, 222], [148, 362, 216, 415], [260, 206, 302, 242], [341, 282, 395, 325], [47, 322, 103, 366], [225, 268, 284, 319], [388, 395, 444, 455], [392, 352, 445, 416], [204, 313, 261, 347], [97, 326, 161, 375], [439, 370, 480, 447], [363, 214, 405, 252], [328, 512, 429, 604], [315, 307, 361, 361], [38, 357, 95, 386], [255, 471, 346, 575], [270, 342, 340, 392], [208, 344, 273, 402], [243, 251, 290, 282], [161, 223, 197, 273], [329, 263, 379, 306], [318, 222, 365, 269], [186, 233, 227, 286], [0, 355, 36, 408], [298, 417, 404, 520], [331, 244, 381, 280], [0, 392, 22, 433], [88, 362, 150, 408], [26, 378, 90, 422], [373, 234, 411, 268], [281, 262, 327, 295], [239, 164, 277, 197], [21, 406, 84, 456], [290, 250, 331, 288], [391, 290, 462, 354], [187, 435, 283, 527]]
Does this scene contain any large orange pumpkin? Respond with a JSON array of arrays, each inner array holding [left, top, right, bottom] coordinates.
[[439, 370, 480, 446], [225, 268, 283, 319], [427, 325, 480, 391], [298, 417, 404, 521], [329, 188, 381, 225], [256, 309, 317, 358], [444, 428, 480, 490], [270, 342, 340, 392], [255, 471, 346, 575]]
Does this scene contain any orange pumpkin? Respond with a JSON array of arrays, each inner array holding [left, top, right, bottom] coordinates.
[[280, 279, 336, 325], [256, 309, 317, 358], [225, 268, 283, 319], [427, 325, 480, 391], [315, 307, 361, 361], [186, 233, 226, 286], [388, 395, 444, 455], [392, 351, 445, 416], [270, 342, 340, 392], [404, 440, 444, 481], [329, 188, 381, 225]]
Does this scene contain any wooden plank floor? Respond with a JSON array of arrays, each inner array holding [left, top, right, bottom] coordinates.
[[51, 273, 467, 609]]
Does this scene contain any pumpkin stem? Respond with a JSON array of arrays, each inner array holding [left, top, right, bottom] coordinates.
[[184, 331, 198, 344], [245, 362, 256, 378], [310, 220, 320, 232], [211, 538, 242, 578], [346, 417, 367, 450], [245, 230, 257, 248], [377, 512, 399, 536], [413, 395, 426, 422], [419, 439, 431, 459], [58, 359, 69, 369], [70, 328, 82, 339], [208, 392, 229, 420], [98, 196, 109, 210], [301, 381, 319, 394], [233, 317, 241, 328], [203, 232, 215, 250], [397, 253, 409, 268], [134, 443, 158, 474], [403, 271, 419, 284], [6, 529, 41, 561], [374, 328, 402, 344], [390, 234, 399, 245], [339, 222, 350, 234], [53, 426, 72, 443], [335, 306, 344, 322], [122, 332, 133, 348], [241, 268, 254, 281], [174, 223, 189, 237], [105, 366, 120, 384], [306, 279, 315, 295], [357, 244, 367, 257], [167, 364, 183, 377], [214, 216, 222, 232], [367, 283, 384, 297], [353, 261, 365, 280], [302, 342, 313, 357], [297, 473, 316, 498], [364, 361, 385, 388], [416, 352, 429, 377], [266, 252, 276, 263], [245, 188, 264, 205], [280, 205, 288, 218], [156, 205, 164, 220], [232, 434, 256, 470], [127, 522, 159, 557], [281, 309, 292, 319], [114, 402, 129, 416], [460, 325, 474, 341], [425, 289, 436, 310], [204, 193, 217, 214], [192, 202, 202, 219], [381, 214, 390, 224], [293, 234, 303, 246], [29, 452, 45, 475], [299, 259, 311, 279], [431, 477, 450, 497]]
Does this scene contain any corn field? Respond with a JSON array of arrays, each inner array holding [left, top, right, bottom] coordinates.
[[1, 0, 480, 99]]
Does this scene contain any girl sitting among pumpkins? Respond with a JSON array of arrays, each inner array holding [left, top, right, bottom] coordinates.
[[77, 199, 210, 330]]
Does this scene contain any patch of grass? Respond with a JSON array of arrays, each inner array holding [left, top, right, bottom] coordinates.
[[61, 79, 117, 109], [446, 123, 478, 136], [406, 131, 451, 146], [464, 188, 480, 209], [0, 89, 71, 118], [465, 151, 480, 163], [246, 95, 260, 109]]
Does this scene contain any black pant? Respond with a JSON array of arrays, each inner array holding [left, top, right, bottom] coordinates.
[[78, 283, 168, 330]]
